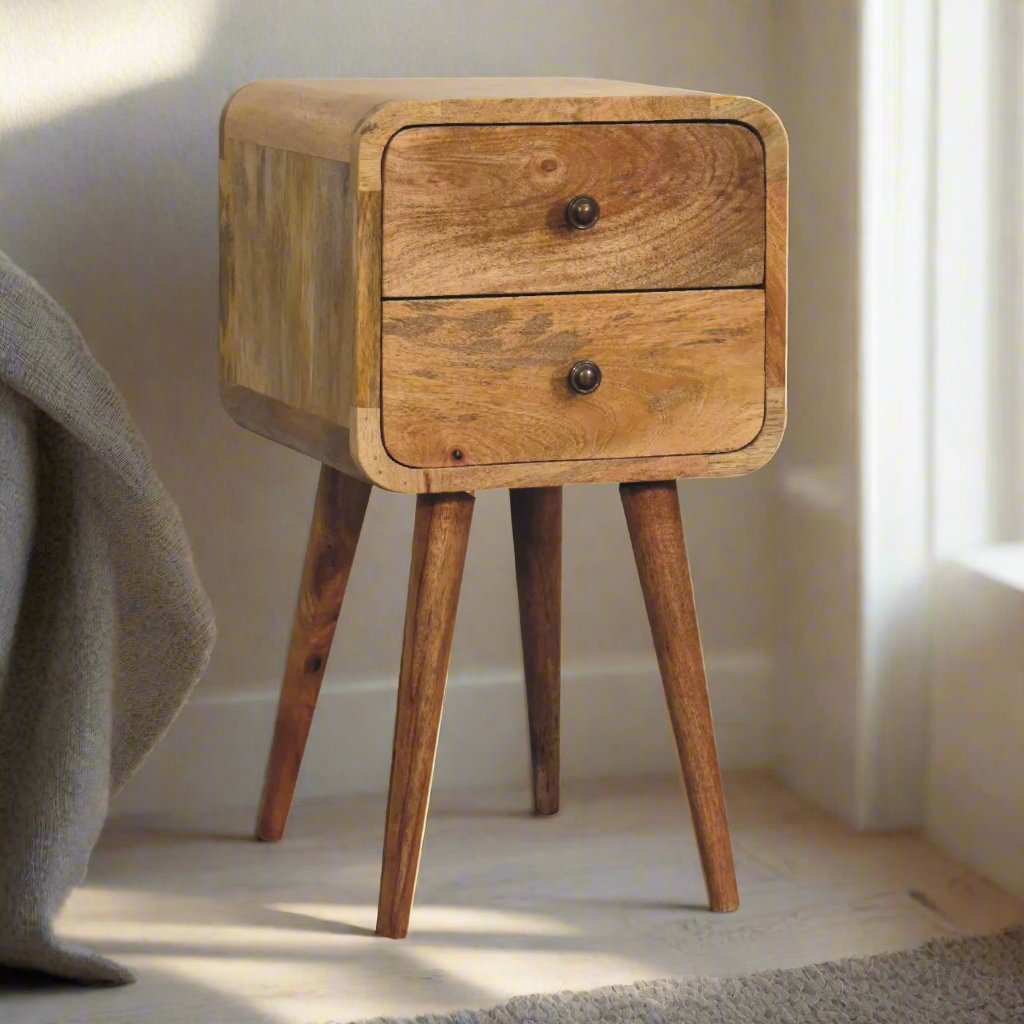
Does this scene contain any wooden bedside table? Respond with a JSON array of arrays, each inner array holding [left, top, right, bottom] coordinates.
[[219, 78, 788, 939]]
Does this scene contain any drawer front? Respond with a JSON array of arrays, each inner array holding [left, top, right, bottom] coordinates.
[[381, 290, 765, 468], [382, 122, 765, 298]]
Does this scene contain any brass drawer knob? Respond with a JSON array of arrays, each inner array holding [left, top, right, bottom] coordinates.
[[568, 359, 602, 394], [565, 194, 600, 230]]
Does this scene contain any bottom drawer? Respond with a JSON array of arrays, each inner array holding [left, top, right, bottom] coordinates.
[[381, 289, 766, 469]]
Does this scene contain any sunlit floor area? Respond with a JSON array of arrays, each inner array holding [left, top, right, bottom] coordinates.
[[5, 772, 1022, 1024]]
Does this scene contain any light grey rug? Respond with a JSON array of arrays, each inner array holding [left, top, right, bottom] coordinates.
[[359, 929, 1024, 1024]]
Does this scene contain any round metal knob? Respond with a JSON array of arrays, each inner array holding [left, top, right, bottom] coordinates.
[[568, 359, 602, 395], [565, 194, 600, 230]]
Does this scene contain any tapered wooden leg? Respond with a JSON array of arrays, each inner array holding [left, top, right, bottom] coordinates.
[[377, 491, 475, 939], [510, 487, 562, 816], [620, 480, 739, 912], [255, 466, 372, 842]]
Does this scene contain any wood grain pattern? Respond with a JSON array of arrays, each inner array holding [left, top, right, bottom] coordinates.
[[219, 78, 789, 492], [255, 467, 371, 842], [223, 78, 718, 163], [377, 491, 475, 939], [620, 479, 738, 912], [382, 123, 764, 297], [707, 384, 786, 478], [220, 385, 360, 478], [220, 140, 353, 427], [510, 487, 562, 816], [352, 387, 782, 493], [382, 290, 765, 468]]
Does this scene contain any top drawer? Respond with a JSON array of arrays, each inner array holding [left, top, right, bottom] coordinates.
[[382, 121, 765, 298]]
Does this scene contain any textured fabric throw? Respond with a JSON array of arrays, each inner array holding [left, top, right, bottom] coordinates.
[[0, 252, 215, 984], [360, 930, 1024, 1024]]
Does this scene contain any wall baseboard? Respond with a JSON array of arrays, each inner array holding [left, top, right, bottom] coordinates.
[[114, 650, 772, 818]]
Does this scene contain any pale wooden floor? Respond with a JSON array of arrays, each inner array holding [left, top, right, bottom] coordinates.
[[4, 772, 1022, 1024]]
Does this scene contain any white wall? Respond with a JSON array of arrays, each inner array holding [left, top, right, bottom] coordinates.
[[927, 563, 1024, 897], [764, 1, 864, 825], [764, 4, 1024, 890], [924, 0, 1024, 897], [1, 0, 785, 815]]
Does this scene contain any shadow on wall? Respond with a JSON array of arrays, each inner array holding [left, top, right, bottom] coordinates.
[[0, 0, 779, 772]]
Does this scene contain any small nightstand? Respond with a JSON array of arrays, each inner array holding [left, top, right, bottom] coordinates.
[[219, 77, 788, 939]]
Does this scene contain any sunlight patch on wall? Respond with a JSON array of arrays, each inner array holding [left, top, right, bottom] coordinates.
[[0, 0, 216, 135]]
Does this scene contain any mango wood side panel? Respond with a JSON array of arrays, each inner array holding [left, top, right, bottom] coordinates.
[[256, 467, 371, 842], [219, 139, 354, 428], [377, 492, 475, 939], [220, 385, 362, 479], [620, 480, 738, 912], [381, 290, 766, 469], [382, 123, 765, 297]]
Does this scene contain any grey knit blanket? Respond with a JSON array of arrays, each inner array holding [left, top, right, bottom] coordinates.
[[0, 252, 215, 984]]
